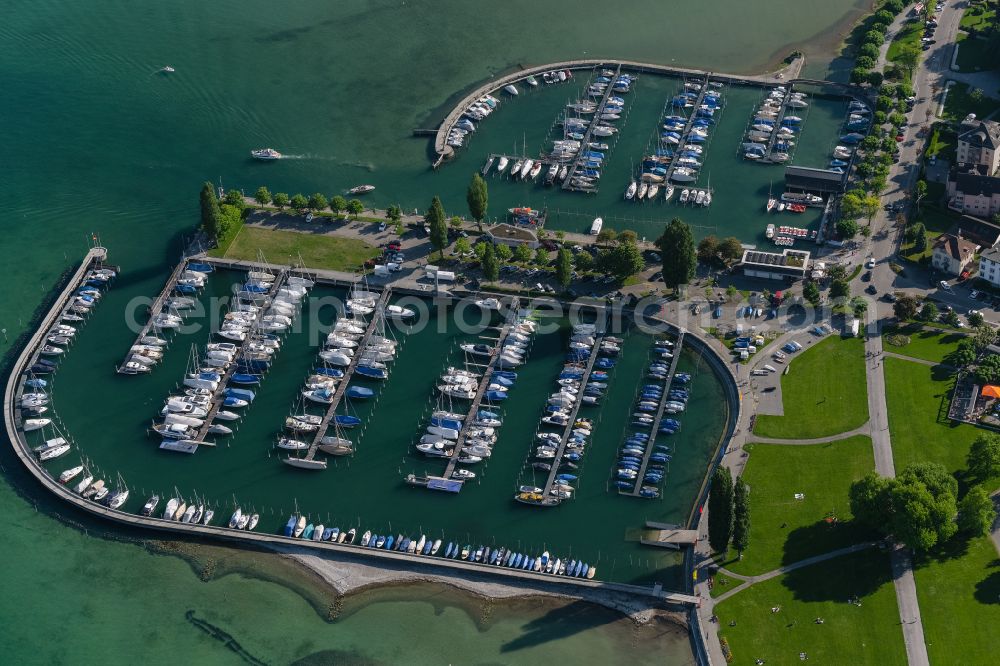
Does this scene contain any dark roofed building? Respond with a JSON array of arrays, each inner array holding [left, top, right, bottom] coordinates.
[[784, 166, 847, 194], [740, 248, 811, 280], [947, 164, 1000, 219], [948, 214, 1000, 248], [957, 119, 1000, 174]]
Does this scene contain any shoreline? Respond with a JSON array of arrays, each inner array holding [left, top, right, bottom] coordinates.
[[145, 536, 688, 631]]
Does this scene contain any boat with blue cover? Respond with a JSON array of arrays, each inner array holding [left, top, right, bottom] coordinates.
[[346, 386, 375, 399], [335, 414, 361, 428], [355, 365, 388, 380], [231, 373, 261, 385]]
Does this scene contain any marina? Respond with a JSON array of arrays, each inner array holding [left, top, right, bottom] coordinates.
[[116, 257, 189, 375], [6, 250, 737, 590]]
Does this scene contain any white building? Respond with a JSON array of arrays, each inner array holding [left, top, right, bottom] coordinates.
[[931, 234, 978, 276], [979, 245, 1000, 287]]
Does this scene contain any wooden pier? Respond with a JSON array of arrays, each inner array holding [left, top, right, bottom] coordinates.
[[191, 269, 289, 443], [301, 289, 393, 463], [538, 311, 609, 502], [662, 80, 711, 185], [640, 520, 699, 549], [562, 64, 621, 193], [116, 258, 189, 374], [620, 330, 685, 497], [438, 298, 521, 485]]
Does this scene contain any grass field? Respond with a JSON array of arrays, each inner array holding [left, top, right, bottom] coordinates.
[[942, 82, 1000, 122], [725, 436, 878, 576], [959, 3, 997, 31], [716, 551, 906, 665], [212, 226, 379, 272], [886, 20, 924, 65], [882, 325, 966, 364], [914, 535, 1000, 665], [753, 336, 869, 439], [884, 356, 975, 474]]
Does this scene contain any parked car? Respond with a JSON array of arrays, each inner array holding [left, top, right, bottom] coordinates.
[[970, 289, 980, 300], [378, 222, 386, 232], [939, 280, 952, 292], [866, 284, 878, 295], [865, 257, 875, 269]]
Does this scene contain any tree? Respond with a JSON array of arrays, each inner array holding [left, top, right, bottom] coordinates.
[[618, 229, 638, 246], [828, 263, 848, 281], [514, 243, 533, 263], [867, 70, 885, 87], [330, 195, 347, 217], [974, 324, 998, 351], [915, 181, 928, 212], [732, 477, 750, 557], [534, 247, 549, 265], [200, 182, 221, 242], [449, 215, 463, 230], [386, 204, 403, 223], [919, 302, 939, 322], [893, 295, 919, 320], [948, 338, 977, 367], [859, 43, 881, 60], [966, 433, 1000, 481], [482, 243, 499, 281], [223, 189, 246, 210], [426, 196, 448, 258], [907, 222, 927, 252], [719, 237, 743, 264], [957, 486, 996, 536], [945, 310, 961, 327], [969, 311, 985, 328], [217, 203, 241, 240], [855, 55, 876, 70], [473, 241, 488, 261], [896, 44, 921, 77], [603, 240, 644, 280], [346, 198, 364, 219], [977, 354, 1000, 384], [970, 87, 985, 104], [556, 247, 573, 288], [290, 193, 308, 211], [851, 296, 869, 317], [849, 472, 896, 528], [657, 218, 696, 289], [308, 192, 328, 212], [453, 236, 472, 257], [495, 243, 513, 263], [888, 472, 957, 551], [851, 67, 871, 85], [836, 218, 860, 239], [574, 251, 594, 271], [830, 279, 850, 300], [697, 235, 720, 264], [466, 172, 488, 227], [254, 186, 272, 207], [803, 281, 821, 306], [597, 228, 618, 244], [707, 466, 734, 554], [725, 284, 739, 303], [272, 192, 289, 210]]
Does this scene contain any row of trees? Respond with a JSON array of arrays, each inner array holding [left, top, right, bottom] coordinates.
[[849, 1, 913, 85], [707, 467, 751, 557], [850, 435, 1000, 552], [252, 186, 366, 218]]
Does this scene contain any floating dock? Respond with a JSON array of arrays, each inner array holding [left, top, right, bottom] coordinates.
[[299, 289, 393, 464], [620, 330, 685, 497], [758, 86, 797, 165], [437, 298, 521, 486], [562, 64, 621, 193], [191, 269, 289, 442], [662, 80, 712, 185], [640, 520, 699, 549], [117, 259, 189, 374], [537, 311, 608, 502]]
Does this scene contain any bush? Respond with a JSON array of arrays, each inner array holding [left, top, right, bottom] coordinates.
[[885, 334, 911, 347]]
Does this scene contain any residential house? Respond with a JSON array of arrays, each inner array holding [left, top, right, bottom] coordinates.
[[956, 119, 1000, 175], [930, 233, 979, 276], [979, 245, 1000, 288], [947, 165, 1000, 219]]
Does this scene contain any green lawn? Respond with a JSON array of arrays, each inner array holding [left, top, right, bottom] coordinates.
[[914, 535, 1000, 665], [753, 336, 869, 439], [886, 21, 923, 65], [716, 551, 906, 665], [882, 324, 966, 364], [960, 3, 997, 31], [726, 436, 878, 577], [900, 206, 962, 262], [942, 82, 1000, 123], [884, 357, 975, 474], [212, 226, 379, 272], [955, 33, 995, 72]]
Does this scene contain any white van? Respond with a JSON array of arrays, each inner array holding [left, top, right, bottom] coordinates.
[[763, 364, 777, 373]]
